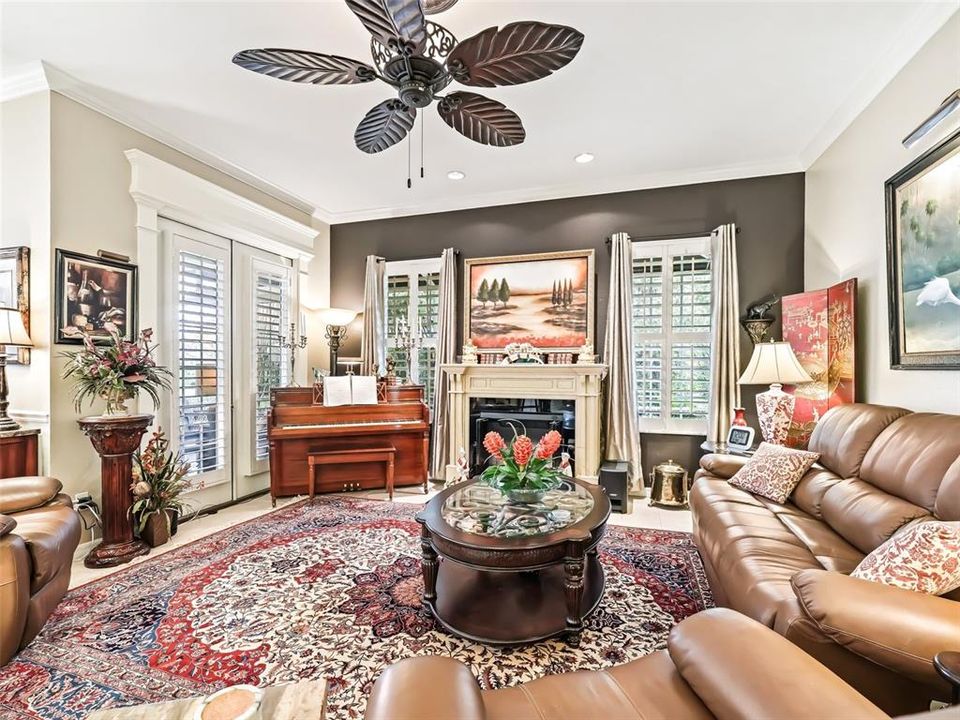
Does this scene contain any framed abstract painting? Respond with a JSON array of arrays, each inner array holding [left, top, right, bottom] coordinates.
[[885, 128, 960, 369], [463, 249, 595, 352]]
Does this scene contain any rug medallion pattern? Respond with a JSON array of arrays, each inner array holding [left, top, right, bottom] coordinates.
[[0, 497, 712, 719]]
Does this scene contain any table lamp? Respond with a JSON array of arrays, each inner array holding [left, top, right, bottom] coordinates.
[[738, 340, 812, 445], [0, 308, 33, 431], [318, 307, 358, 375]]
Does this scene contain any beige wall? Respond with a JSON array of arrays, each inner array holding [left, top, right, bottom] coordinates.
[[1, 91, 331, 504], [805, 13, 960, 414], [1, 92, 53, 468]]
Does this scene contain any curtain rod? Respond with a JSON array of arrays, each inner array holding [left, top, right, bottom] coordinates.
[[379, 249, 459, 262], [605, 228, 739, 244]]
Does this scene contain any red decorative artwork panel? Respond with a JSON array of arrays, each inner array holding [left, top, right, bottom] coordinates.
[[782, 279, 857, 448]]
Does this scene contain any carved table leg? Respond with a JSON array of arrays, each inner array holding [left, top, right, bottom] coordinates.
[[420, 525, 438, 605], [564, 555, 586, 647]]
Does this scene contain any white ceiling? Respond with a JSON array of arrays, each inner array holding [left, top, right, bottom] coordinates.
[[1, 1, 956, 224]]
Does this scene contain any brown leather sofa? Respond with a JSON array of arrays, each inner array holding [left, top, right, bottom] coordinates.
[[0, 476, 82, 665], [365, 608, 893, 720], [691, 403, 960, 715]]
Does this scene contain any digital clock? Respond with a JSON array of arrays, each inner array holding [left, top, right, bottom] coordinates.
[[727, 426, 755, 452]]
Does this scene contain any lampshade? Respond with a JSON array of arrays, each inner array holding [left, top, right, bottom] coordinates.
[[738, 341, 812, 386], [0, 308, 31, 347], [317, 307, 358, 327]]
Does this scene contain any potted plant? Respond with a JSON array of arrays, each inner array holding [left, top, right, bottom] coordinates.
[[61, 324, 172, 416], [130, 428, 194, 548], [480, 429, 565, 504]]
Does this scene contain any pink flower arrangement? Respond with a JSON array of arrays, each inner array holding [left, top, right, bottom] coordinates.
[[61, 323, 172, 414], [480, 428, 567, 498]]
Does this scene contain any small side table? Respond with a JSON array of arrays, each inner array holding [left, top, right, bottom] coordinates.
[[699, 440, 757, 457], [78, 414, 153, 568], [935, 651, 960, 705], [0, 427, 39, 478]]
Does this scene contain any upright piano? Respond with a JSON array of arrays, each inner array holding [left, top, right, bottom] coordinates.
[[267, 383, 430, 503]]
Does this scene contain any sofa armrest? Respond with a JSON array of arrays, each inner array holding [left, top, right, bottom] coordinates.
[[0, 477, 63, 514], [792, 569, 960, 685], [668, 608, 886, 720], [365, 656, 485, 720], [0, 515, 15, 538], [697, 453, 749, 480]]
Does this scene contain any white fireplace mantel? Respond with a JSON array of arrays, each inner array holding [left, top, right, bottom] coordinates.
[[441, 363, 607, 483]]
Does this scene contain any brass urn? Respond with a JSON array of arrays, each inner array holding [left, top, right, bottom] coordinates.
[[649, 459, 690, 509]]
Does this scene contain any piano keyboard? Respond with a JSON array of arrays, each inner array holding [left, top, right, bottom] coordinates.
[[282, 419, 422, 429]]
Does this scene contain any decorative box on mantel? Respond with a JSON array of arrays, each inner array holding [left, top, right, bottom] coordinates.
[[440, 363, 607, 483]]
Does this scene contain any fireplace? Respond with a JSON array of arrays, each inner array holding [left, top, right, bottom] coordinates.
[[440, 362, 607, 482], [469, 397, 575, 475]]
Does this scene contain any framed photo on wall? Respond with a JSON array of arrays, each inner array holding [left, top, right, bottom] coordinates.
[[885, 128, 960, 370], [0, 246, 30, 364], [55, 249, 138, 344], [463, 249, 595, 352]]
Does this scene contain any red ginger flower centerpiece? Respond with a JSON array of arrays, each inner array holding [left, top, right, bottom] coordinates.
[[480, 428, 566, 503]]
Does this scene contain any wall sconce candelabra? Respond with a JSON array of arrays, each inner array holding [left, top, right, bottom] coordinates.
[[279, 321, 307, 384]]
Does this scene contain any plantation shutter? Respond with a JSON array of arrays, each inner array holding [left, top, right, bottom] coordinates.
[[176, 249, 228, 483], [253, 267, 290, 460]]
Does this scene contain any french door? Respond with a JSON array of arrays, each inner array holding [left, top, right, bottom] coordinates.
[[159, 219, 295, 509]]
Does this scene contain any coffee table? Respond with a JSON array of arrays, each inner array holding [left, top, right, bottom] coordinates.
[[416, 477, 610, 647]]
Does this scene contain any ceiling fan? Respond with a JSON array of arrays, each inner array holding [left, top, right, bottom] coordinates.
[[232, 0, 584, 156]]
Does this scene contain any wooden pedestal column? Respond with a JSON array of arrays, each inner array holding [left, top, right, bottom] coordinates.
[[79, 414, 153, 568]]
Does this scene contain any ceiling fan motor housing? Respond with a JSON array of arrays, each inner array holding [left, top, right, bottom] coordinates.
[[399, 80, 432, 108]]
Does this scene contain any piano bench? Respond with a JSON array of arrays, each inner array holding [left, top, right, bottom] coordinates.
[[307, 447, 397, 500]]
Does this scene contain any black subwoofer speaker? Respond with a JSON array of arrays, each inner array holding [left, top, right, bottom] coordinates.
[[599, 461, 631, 513]]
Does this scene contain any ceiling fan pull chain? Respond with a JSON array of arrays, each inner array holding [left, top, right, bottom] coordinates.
[[420, 114, 425, 179], [407, 130, 412, 189]]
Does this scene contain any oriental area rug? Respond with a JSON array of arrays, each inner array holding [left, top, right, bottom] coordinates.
[[0, 497, 713, 720]]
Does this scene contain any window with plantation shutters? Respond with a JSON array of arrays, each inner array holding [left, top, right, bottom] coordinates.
[[176, 249, 228, 481], [632, 237, 713, 433], [253, 267, 290, 460], [384, 258, 442, 410]]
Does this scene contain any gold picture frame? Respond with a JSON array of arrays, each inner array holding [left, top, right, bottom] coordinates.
[[0, 246, 30, 365], [463, 249, 596, 353]]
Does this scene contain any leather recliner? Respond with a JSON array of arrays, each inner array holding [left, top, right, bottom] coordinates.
[[365, 608, 896, 720], [0, 476, 82, 665], [691, 403, 960, 715]]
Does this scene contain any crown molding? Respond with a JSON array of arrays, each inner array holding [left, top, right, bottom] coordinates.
[[34, 63, 324, 221], [319, 157, 804, 224], [799, 2, 959, 168], [0, 60, 49, 102]]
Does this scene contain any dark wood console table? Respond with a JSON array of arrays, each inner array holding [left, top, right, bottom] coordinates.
[[0, 427, 39, 478], [78, 414, 152, 568]]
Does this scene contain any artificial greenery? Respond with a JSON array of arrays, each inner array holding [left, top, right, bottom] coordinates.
[[130, 428, 194, 535], [61, 324, 172, 412], [479, 428, 564, 494]]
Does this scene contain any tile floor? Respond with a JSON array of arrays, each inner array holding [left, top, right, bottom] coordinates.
[[69, 484, 692, 589]]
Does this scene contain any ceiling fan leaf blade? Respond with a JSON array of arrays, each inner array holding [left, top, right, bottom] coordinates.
[[437, 91, 525, 147], [355, 99, 417, 153], [232, 49, 376, 84], [447, 21, 584, 87], [345, 0, 427, 53]]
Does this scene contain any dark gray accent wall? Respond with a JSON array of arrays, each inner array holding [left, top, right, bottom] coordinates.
[[330, 172, 804, 480]]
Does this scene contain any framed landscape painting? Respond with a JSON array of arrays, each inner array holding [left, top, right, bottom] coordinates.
[[464, 249, 595, 351], [55, 249, 138, 344], [885, 129, 960, 369]]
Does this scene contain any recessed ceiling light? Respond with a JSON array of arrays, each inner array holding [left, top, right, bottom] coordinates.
[[447, 170, 466, 180], [574, 153, 595, 164]]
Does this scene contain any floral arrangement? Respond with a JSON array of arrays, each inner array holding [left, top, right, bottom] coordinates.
[[61, 324, 172, 415], [130, 428, 194, 536], [480, 428, 564, 500]]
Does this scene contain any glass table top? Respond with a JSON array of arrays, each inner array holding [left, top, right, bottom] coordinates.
[[441, 480, 595, 538]]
